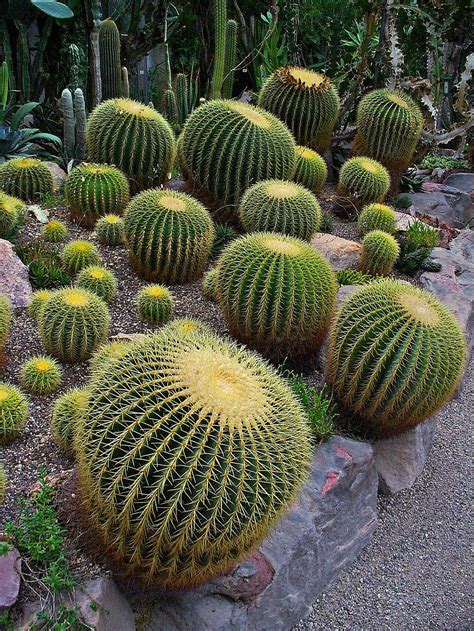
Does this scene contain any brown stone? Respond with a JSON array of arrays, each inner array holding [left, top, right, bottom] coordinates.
[[310, 233, 362, 270]]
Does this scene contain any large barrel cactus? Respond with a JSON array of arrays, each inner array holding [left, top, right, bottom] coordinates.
[[0, 158, 53, 201], [215, 232, 337, 357], [239, 179, 321, 241], [258, 66, 340, 153], [181, 100, 296, 206], [353, 89, 423, 193], [86, 99, 176, 191], [293, 145, 328, 193], [327, 280, 466, 436], [76, 329, 312, 586], [337, 157, 390, 207], [124, 189, 214, 283]]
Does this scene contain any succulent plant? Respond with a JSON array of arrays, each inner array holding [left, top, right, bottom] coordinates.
[[293, 145, 328, 193], [210, 223, 238, 260], [0, 158, 54, 201], [89, 340, 131, 377], [0, 294, 12, 352], [0, 382, 28, 444], [239, 179, 321, 241], [337, 157, 390, 207], [358, 203, 396, 236], [41, 220, 69, 243], [0, 462, 6, 504], [76, 266, 118, 303], [258, 66, 340, 153], [38, 288, 110, 363], [62, 240, 102, 275], [76, 328, 312, 586], [360, 230, 400, 276], [95, 214, 125, 246], [181, 100, 296, 206], [160, 318, 213, 338], [65, 163, 130, 227], [327, 280, 467, 436], [137, 285, 174, 324], [51, 387, 89, 455], [99, 19, 123, 100], [215, 232, 337, 357], [0, 192, 25, 240], [27, 290, 53, 321], [202, 267, 219, 302], [124, 189, 214, 284], [20, 355, 62, 395], [86, 99, 176, 191], [353, 89, 423, 193], [336, 269, 373, 286]]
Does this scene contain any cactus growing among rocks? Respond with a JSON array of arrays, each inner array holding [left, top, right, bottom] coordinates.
[[137, 284, 174, 324], [337, 157, 390, 207], [357, 203, 396, 236], [89, 341, 131, 377], [293, 145, 328, 193], [327, 280, 467, 436], [0, 158, 54, 201], [161, 318, 213, 338], [20, 355, 62, 395], [76, 266, 118, 303], [0, 192, 25, 240], [0, 295, 12, 352], [42, 220, 69, 243], [51, 387, 89, 455], [0, 382, 28, 444], [62, 240, 102, 275], [95, 214, 125, 246], [28, 290, 53, 321], [360, 230, 400, 276], [336, 269, 373, 286]]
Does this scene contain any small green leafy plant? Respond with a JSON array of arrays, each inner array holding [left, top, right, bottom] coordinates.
[[15, 241, 70, 289], [288, 374, 336, 442], [397, 220, 438, 275], [419, 155, 468, 170]]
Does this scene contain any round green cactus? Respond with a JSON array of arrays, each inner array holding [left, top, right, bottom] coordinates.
[[0, 191, 25, 239], [124, 189, 214, 283], [0, 294, 12, 352], [293, 145, 328, 193], [89, 340, 131, 377], [337, 157, 390, 207], [181, 100, 296, 206], [76, 266, 118, 303], [28, 290, 53, 321], [95, 214, 125, 246], [62, 240, 102, 275], [216, 232, 337, 357], [336, 269, 373, 287], [360, 230, 400, 276], [258, 66, 340, 153], [327, 280, 467, 436], [202, 267, 219, 302], [353, 89, 423, 192], [20, 355, 62, 395], [0, 462, 6, 504], [0, 382, 28, 444], [51, 387, 89, 455], [86, 99, 176, 191], [76, 329, 312, 586], [137, 284, 173, 324], [0, 158, 54, 201], [38, 288, 110, 363], [358, 203, 396, 236], [160, 318, 213, 338], [41, 220, 69, 243], [239, 179, 321, 241], [65, 163, 130, 227]]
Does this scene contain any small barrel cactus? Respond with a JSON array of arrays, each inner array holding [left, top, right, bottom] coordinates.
[[336, 269, 373, 287], [65, 163, 130, 227], [28, 290, 53, 321], [89, 341, 131, 377], [0, 382, 28, 444], [258, 66, 340, 153], [95, 214, 125, 246], [51, 387, 89, 455], [181, 100, 296, 206], [137, 284, 173, 324], [327, 280, 467, 436], [0, 192, 25, 239], [358, 203, 396, 236], [293, 145, 328, 193], [216, 232, 337, 357], [239, 179, 321, 241], [76, 328, 312, 586], [20, 355, 62, 395], [86, 99, 176, 191], [0, 295, 12, 352], [202, 267, 219, 302], [124, 189, 214, 284], [38, 288, 110, 363], [160, 318, 213, 338], [0, 158, 54, 201], [360, 230, 400, 276], [41, 220, 69, 243], [337, 157, 390, 207], [76, 266, 118, 303], [62, 240, 102, 275]]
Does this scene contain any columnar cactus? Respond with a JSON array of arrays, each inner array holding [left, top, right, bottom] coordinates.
[[28, 290, 53, 321], [0, 192, 25, 239], [76, 266, 118, 303], [215, 232, 337, 357], [210, 0, 227, 99], [41, 220, 69, 243], [95, 214, 125, 246], [51, 387, 89, 455], [38, 288, 110, 363], [337, 157, 390, 207], [181, 100, 296, 206], [360, 230, 400, 276], [87, 99, 176, 191], [0, 382, 28, 444], [222, 19, 237, 99], [76, 328, 312, 586], [99, 19, 122, 100], [124, 189, 214, 283], [258, 66, 340, 153], [327, 280, 467, 436], [357, 203, 396, 236], [0, 158, 54, 201], [239, 180, 321, 241], [0, 294, 12, 352], [293, 145, 328, 193], [65, 163, 130, 227], [137, 284, 174, 324], [20, 355, 62, 395], [62, 240, 102, 274]]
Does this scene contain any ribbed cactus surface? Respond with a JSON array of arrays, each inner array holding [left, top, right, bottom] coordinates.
[[293, 145, 328, 193], [77, 329, 312, 586], [0, 295, 12, 351], [338, 157, 390, 207], [0, 158, 54, 201], [89, 341, 131, 377], [28, 290, 52, 321], [95, 214, 125, 246], [87, 99, 176, 191], [216, 232, 337, 357], [137, 285, 173, 324], [51, 387, 89, 455], [360, 230, 400, 276], [20, 355, 62, 395], [358, 203, 396, 236], [62, 240, 102, 275], [258, 66, 340, 153], [327, 280, 466, 435], [76, 266, 118, 303], [42, 220, 69, 243], [0, 192, 25, 239], [99, 19, 122, 100], [0, 382, 28, 444], [181, 100, 296, 206], [124, 189, 214, 284]]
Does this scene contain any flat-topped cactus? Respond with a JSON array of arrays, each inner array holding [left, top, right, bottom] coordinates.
[[0, 158, 54, 201]]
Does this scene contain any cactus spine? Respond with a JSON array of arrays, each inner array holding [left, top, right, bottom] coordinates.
[[0, 382, 28, 444], [62, 240, 102, 274], [293, 146, 328, 193], [163, 88, 179, 129], [20, 355, 62, 395], [360, 230, 400, 276], [210, 0, 227, 99], [337, 157, 390, 208], [0, 295, 12, 352], [222, 19, 237, 99], [76, 266, 118, 303], [0, 192, 25, 240], [51, 387, 89, 455], [0, 158, 53, 201], [28, 290, 52, 321], [62, 88, 75, 162], [42, 220, 69, 243], [99, 19, 122, 99], [358, 203, 397, 236], [121, 67, 130, 98], [95, 214, 125, 246], [136, 284, 174, 324], [74, 88, 87, 160]]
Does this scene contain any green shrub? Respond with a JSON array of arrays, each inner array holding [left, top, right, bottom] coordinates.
[[288, 375, 336, 442], [20, 355, 62, 395], [28, 290, 53, 321], [338, 157, 390, 207], [95, 214, 125, 246], [0, 191, 25, 240], [51, 388, 89, 455], [210, 223, 239, 260], [336, 269, 373, 286], [62, 240, 102, 275], [0, 294, 12, 352], [41, 220, 69, 243], [293, 145, 328, 193], [0, 158, 54, 201], [396, 220, 438, 275], [360, 230, 400, 276], [137, 284, 173, 324], [0, 382, 28, 444], [358, 203, 396, 236], [76, 266, 118, 303]]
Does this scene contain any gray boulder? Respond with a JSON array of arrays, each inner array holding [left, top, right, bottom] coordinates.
[[397, 190, 473, 229], [443, 172, 474, 196], [0, 239, 32, 309]]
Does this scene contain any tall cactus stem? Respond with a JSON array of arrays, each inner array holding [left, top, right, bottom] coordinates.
[[175, 73, 188, 126], [222, 19, 237, 99], [74, 88, 87, 161], [99, 19, 122, 100], [61, 89, 75, 162], [210, 0, 227, 99], [121, 66, 130, 98]]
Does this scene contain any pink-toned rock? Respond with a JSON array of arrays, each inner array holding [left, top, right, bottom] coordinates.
[[0, 547, 21, 612], [310, 233, 362, 270], [0, 239, 32, 308], [45, 161, 66, 191], [394, 210, 416, 232]]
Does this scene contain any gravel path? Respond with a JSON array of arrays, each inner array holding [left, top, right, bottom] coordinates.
[[295, 360, 473, 631]]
